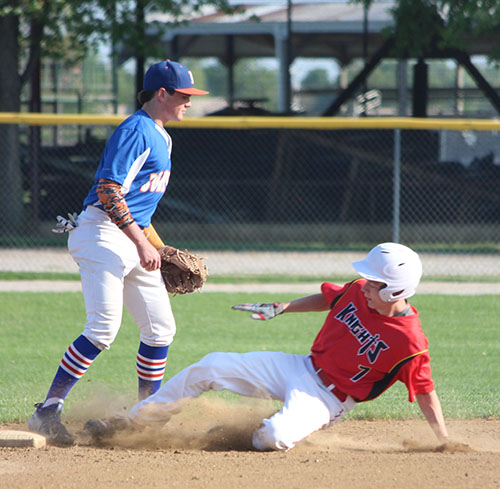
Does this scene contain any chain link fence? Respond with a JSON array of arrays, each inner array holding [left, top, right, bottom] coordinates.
[[1, 114, 500, 279]]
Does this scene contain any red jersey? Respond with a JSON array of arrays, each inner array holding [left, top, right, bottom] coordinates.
[[310, 279, 434, 403]]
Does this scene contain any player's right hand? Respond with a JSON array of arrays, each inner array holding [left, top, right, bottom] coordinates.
[[231, 302, 284, 320], [137, 240, 161, 271]]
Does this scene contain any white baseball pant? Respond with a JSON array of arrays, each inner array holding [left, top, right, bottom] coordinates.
[[68, 205, 176, 350], [128, 351, 356, 451]]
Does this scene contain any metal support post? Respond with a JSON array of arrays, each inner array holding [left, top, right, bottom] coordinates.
[[392, 128, 401, 243]]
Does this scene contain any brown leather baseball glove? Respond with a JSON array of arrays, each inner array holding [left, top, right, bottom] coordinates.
[[159, 245, 208, 295]]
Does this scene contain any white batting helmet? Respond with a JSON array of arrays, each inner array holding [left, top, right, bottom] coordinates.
[[352, 242, 423, 302]]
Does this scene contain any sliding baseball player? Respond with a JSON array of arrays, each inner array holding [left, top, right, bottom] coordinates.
[[85, 243, 453, 451]]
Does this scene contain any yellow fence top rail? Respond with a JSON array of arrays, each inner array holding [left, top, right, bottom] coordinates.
[[1, 112, 500, 131]]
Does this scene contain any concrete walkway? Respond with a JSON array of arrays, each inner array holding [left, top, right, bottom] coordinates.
[[1, 248, 499, 294], [1, 248, 500, 277]]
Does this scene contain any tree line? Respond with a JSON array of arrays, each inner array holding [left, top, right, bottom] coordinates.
[[1, 0, 500, 230]]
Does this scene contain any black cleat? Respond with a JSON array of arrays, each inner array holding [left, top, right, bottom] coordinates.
[[84, 415, 132, 440], [28, 403, 74, 446]]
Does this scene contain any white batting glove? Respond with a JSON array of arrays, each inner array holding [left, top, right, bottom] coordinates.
[[231, 302, 284, 320], [52, 212, 79, 233]]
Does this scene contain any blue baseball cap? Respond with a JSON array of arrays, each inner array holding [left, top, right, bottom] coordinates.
[[143, 60, 209, 95]]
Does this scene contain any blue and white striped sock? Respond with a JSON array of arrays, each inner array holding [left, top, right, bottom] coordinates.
[[42, 335, 101, 408], [137, 342, 169, 400]]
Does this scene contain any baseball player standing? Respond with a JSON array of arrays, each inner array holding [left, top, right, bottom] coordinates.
[[28, 60, 208, 446], [85, 243, 452, 450]]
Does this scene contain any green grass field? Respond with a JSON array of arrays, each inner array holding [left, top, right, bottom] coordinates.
[[0, 291, 499, 424]]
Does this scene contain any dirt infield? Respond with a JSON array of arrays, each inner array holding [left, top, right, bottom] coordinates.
[[2, 249, 499, 488], [1, 398, 499, 489]]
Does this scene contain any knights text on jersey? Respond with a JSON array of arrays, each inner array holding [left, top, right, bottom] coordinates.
[[83, 110, 172, 228], [310, 279, 434, 403]]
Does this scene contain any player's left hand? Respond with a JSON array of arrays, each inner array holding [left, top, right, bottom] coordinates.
[[231, 302, 284, 320], [159, 245, 208, 294]]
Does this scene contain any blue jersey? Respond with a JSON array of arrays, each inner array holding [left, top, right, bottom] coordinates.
[[84, 110, 172, 228]]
